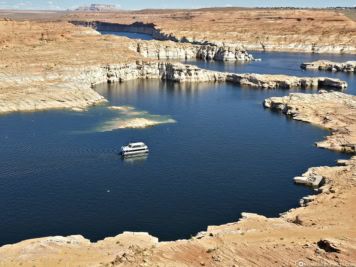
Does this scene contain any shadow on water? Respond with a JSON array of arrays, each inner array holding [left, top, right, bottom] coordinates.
[[121, 154, 149, 165], [99, 31, 153, 40]]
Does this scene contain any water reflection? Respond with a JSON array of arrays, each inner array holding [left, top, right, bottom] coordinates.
[[95, 80, 218, 99], [121, 153, 148, 164], [99, 31, 153, 41]]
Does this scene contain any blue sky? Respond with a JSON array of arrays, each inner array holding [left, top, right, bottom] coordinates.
[[0, 0, 355, 10]]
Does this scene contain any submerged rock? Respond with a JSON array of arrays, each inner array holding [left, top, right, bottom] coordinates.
[[95, 106, 176, 131], [72, 107, 88, 112], [108, 106, 135, 111], [116, 118, 176, 129]]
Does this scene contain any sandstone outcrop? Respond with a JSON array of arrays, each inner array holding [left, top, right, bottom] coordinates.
[[226, 73, 347, 89], [264, 91, 356, 152], [0, 61, 348, 114], [301, 60, 356, 73], [1, 19, 349, 114], [131, 40, 255, 61]]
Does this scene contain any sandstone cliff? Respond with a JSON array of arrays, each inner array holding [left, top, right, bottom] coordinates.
[[70, 21, 256, 62], [0, 61, 348, 114], [131, 40, 255, 61], [66, 9, 356, 54]]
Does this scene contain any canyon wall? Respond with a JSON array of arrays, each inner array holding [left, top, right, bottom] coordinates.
[[70, 21, 256, 61], [69, 18, 356, 54], [131, 41, 255, 61], [70, 21, 158, 37], [0, 61, 348, 114]]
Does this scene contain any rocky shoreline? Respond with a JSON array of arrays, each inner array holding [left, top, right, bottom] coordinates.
[[1, 92, 356, 265], [0, 61, 348, 114], [131, 40, 256, 61], [71, 21, 257, 62], [70, 20, 356, 54], [264, 91, 356, 153], [70, 21, 254, 61]]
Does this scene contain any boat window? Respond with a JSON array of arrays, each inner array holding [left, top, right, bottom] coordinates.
[[125, 148, 147, 152], [133, 145, 143, 148]]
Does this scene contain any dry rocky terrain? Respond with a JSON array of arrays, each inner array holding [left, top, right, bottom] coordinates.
[[1, 19, 346, 114], [61, 8, 356, 53], [0, 8, 356, 267]]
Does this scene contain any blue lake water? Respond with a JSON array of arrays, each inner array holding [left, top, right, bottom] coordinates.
[[182, 51, 356, 95], [0, 48, 355, 246]]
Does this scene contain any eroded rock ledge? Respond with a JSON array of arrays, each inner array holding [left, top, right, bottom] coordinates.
[[264, 91, 356, 152], [0, 61, 347, 114], [130, 40, 255, 61], [301, 60, 356, 73], [69, 20, 356, 54], [71, 21, 256, 62]]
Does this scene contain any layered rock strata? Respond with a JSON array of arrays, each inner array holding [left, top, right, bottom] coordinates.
[[131, 40, 255, 61], [0, 62, 348, 114], [264, 91, 356, 152], [301, 60, 356, 73], [69, 21, 257, 62], [68, 10, 356, 54]]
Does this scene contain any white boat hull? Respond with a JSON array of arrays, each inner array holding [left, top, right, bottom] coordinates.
[[121, 149, 149, 156]]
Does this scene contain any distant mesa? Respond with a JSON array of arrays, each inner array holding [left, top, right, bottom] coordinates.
[[75, 4, 120, 12]]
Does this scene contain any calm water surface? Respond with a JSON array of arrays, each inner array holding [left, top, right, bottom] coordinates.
[[184, 51, 356, 94], [0, 47, 354, 246]]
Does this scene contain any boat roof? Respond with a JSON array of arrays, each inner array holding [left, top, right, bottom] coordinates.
[[129, 142, 145, 146]]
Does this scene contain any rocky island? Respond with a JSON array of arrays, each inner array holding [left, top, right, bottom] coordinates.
[[0, 6, 356, 267], [301, 60, 356, 73]]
